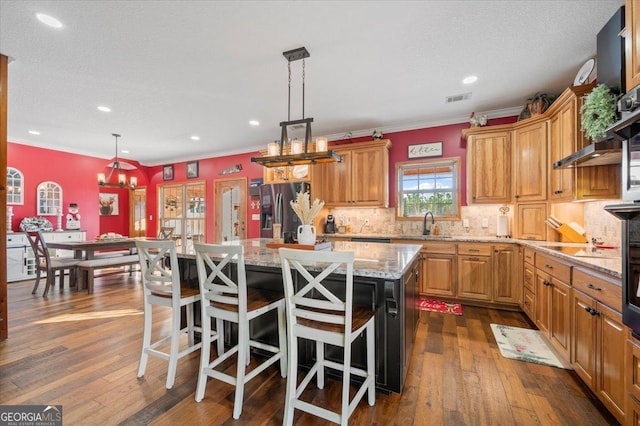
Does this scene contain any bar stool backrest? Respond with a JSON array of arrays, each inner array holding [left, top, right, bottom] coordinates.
[[135, 239, 181, 299]]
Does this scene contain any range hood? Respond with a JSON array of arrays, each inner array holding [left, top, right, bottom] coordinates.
[[553, 138, 622, 169]]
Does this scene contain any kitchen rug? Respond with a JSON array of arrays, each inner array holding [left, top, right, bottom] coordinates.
[[490, 324, 568, 369], [418, 298, 462, 315]]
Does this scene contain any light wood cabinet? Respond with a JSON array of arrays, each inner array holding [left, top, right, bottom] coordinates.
[[263, 164, 311, 184], [548, 93, 577, 201], [628, 336, 640, 426], [466, 131, 511, 204], [513, 120, 547, 202], [522, 248, 536, 320], [534, 252, 572, 361], [493, 244, 518, 305], [421, 243, 456, 297], [457, 243, 492, 301], [627, 0, 640, 91], [315, 139, 390, 207], [515, 202, 547, 241]]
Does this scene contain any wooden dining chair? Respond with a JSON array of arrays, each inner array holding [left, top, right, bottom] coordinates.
[[279, 248, 376, 426], [26, 230, 81, 298], [135, 239, 202, 389], [193, 243, 287, 419]]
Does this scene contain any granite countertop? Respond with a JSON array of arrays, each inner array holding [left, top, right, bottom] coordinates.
[[323, 233, 622, 279], [177, 238, 422, 280]]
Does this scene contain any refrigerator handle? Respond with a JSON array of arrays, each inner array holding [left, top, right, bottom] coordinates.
[[275, 192, 282, 225]]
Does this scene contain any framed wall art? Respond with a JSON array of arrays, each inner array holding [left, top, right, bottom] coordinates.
[[187, 161, 199, 179], [163, 164, 174, 181], [99, 193, 119, 216], [408, 142, 443, 159]]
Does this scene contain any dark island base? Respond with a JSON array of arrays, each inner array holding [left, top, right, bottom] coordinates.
[[177, 257, 419, 394]]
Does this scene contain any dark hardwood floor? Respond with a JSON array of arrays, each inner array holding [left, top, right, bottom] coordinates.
[[0, 274, 618, 425]]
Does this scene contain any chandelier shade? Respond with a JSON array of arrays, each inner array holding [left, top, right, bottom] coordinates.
[[251, 47, 342, 168]]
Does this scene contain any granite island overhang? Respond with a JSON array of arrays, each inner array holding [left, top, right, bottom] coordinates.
[[176, 238, 422, 394]]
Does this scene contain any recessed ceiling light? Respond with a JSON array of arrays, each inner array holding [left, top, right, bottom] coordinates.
[[36, 13, 63, 29], [28, 130, 40, 135], [463, 75, 478, 85], [191, 135, 201, 141], [249, 120, 260, 126], [121, 150, 130, 154], [97, 105, 111, 112]]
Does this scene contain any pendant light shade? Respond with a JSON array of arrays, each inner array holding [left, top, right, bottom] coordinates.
[[97, 133, 137, 188]]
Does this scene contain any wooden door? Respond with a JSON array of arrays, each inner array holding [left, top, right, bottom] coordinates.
[[627, 0, 640, 91], [129, 187, 147, 237], [514, 121, 547, 202], [457, 255, 492, 301], [421, 252, 456, 296], [0, 54, 8, 340], [321, 149, 351, 206], [351, 146, 386, 206], [572, 289, 597, 389], [549, 279, 571, 360], [597, 303, 625, 423], [492, 244, 517, 304], [214, 178, 247, 243], [535, 270, 551, 334], [467, 131, 511, 204]]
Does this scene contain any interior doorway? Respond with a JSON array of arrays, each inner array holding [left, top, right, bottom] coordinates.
[[214, 177, 247, 242], [129, 187, 147, 237]]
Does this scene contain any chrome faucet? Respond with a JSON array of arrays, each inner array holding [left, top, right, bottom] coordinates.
[[423, 211, 434, 235]]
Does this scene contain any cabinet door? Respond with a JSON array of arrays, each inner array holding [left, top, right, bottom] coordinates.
[[549, 279, 571, 360], [626, 0, 640, 91], [535, 270, 551, 334], [6, 247, 26, 281], [467, 131, 511, 204], [549, 103, 575, 201], [457, 255, 492, 301], [351, 146, 386, 206], [576, 165, 621, 199], [516, 202, 547, 241], [493, 244, 518, 304], [320, 150, 351, 206], [597, 303, 625, 423], [514, 121, 547, 202], [421, 252, 456, 297], [572, 289, 597, 389]]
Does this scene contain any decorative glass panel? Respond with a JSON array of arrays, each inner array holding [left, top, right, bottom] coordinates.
[[37, 181, 63, 215], [158, 182, 205, 249], [397, 158, 460, 219], [7, 167, 24, 205]]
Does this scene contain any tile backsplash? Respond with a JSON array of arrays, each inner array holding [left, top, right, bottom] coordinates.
[[327, 200, 622, 245]]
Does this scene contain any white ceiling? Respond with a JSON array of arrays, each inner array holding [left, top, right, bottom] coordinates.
[[0, 0, 624, 166]]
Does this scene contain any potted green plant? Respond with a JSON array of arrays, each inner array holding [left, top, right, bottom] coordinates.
[[581, 84, 618, 141]]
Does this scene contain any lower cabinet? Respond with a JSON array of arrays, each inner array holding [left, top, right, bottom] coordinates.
[[572, 290, 625, 423], [493, 244, 518, 305], [628, 337, 640, 426], [535, 269, 571, 360], [421, 250, 456, 296], [457, 243, 492, 301]]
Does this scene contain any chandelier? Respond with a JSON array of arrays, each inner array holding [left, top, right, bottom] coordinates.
[[97, 133, 137, 188], [251, 46, 342, 168]]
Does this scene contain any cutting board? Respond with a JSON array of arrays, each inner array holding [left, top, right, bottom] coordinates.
[[265, 241, 332, 251]]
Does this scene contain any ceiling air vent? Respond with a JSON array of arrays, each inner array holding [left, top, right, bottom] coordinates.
[[445, 92, 472, 103]]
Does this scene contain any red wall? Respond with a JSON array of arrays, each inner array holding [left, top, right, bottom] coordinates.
[[8, 117, 517, 241]]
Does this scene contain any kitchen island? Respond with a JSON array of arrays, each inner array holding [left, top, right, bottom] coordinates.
[[176, 238, 422, 394]]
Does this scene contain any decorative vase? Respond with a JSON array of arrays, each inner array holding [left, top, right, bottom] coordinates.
[[297, 224, 316, 246]]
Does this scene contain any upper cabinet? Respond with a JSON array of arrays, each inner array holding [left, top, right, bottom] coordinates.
[[466, 130, 511, 204], [627, 0, 640, 90], [514, 120, 548, 202], [314, 139, 391, 208], [263, 164, 311, 184]]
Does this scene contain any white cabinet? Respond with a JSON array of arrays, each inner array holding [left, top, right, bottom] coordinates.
[[42, 231, 86, 258], [6, 233, 36, 282]]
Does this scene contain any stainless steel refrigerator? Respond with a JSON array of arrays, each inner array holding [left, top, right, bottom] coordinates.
[[259, 182, 310, 239]]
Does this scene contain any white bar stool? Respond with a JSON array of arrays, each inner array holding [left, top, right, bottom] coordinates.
[[135, 239, 202, 389], [279, 248, 376, 426], [193, 243, 287, 419]]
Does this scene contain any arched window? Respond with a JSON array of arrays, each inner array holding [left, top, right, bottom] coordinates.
[[37, 181, 63, 215], [7, 167, 24, 205]]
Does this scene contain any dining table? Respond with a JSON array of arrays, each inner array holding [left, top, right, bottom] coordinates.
[[45, 237, 139, 260]]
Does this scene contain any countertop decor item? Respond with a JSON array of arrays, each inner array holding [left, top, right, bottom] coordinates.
[[581, 83, 618, 141], [250, 46, 342, 168], [290, 190, 324, 246], [19, 216, 53, 232]]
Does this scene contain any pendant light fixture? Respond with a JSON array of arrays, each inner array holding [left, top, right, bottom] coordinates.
[[97, 133, 137, 188], [251, 46, 342, 168]]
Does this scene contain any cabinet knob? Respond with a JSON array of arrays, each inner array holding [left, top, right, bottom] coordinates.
[[543, 280, 551, 286], [514, 194, 520, 199], [586, 283, 602, 291], [584, 306, 599, 316], [545, 264, 554, 270]]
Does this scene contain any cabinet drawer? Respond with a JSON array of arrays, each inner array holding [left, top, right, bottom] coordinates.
[[535, 252, 571, 283], [457, 243, 492, 256], [523, 288, 535, 320], [421, 242, 457, 254], [523, 263, 535, 293], [573, 268, 621, 312], [6, 233, 28, 246], [523, 248, 535, 265]]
